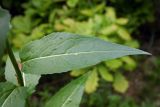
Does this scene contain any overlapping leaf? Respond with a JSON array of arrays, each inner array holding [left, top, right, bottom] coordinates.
[[0, 7, 10, 64], [0, 82, 28, 107], [45, 74, 88, 107], [20, 32, 150, 75]]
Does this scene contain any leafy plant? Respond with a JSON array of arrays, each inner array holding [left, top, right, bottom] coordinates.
[[9, 0, 141, 93], [0, 7, 150, 107]]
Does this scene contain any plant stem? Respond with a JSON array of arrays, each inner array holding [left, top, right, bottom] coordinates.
[[6, 39, 24, 86]]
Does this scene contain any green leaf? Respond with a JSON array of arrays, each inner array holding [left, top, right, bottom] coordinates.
[[105, 7, 116, 22], [105, 59, 123, 70], [0, 82, 28, 107], [12, 16, 32, 33], [100, 24, 118, 35], [70, 69, 86, 77], [125, 40, 140, 48], [85, 69, 99, 94], [67, 0, 79, 8], [20, 32, 150, 75], [116, 18, 128, 25], [117, 28, 131, 41], [98, 65, 113, 82], [0, 7, 10, 64], [113, 72, 129, 93], [45, 74, 88, 107], [5, 53, 40, 93], [121, 56, 137, 71]]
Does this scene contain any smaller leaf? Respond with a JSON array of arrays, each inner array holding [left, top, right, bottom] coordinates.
[[116, 18, 128, 25], [70, 69, 86, 77], [85, 69, 99, 94], [0, 82, 28, 107], [94, 3, 105, 13], [100, 24, 118, 35], [80, 9, 94, 17], [12, 16, 32, 33], [125, 40, 140, 48], [117, 28, 131, 41], [113, 72, 129, 93], [98, 65, 113, 82], [67, 0, 79, 7], [105, 7, 116, 22], [121, 56, 137, 71], [105, 59, 123, 70], [45, 73, 88, 107]]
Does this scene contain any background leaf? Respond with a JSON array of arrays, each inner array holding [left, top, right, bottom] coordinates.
[[0, 82, 28, 107], [0, 7, 10, 64], [105, 59, 123, 70], [45, 74, 88, 107], [98, 65, 113, 82], [113, 72, 129, 93], [67, 0, 79, 7], [20, 32, 149, 75], [85, 69, 99, 94]]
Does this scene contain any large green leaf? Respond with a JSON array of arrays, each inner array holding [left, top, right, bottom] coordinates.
[[0, 82, 28, 107], [20, 32, 150, 74], [5, 53, 40, 93], [0, 7, 10, 64], [45, 74, 88, 107]]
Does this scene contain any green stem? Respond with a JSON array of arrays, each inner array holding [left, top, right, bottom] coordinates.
[[6, 39, 24, 86]]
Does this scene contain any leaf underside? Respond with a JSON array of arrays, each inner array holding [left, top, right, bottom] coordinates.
[[20, 32, 150, 75]]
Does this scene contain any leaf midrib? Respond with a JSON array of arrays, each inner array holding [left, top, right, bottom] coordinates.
[[1, 88, 16, 107], [22, 50, 145, 64], [61, 81, 83, 107]]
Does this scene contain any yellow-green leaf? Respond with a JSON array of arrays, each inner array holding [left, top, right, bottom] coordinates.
[[116, 18, 128, 25], [121, 56, 137, 71], [85, 70, 99, 94], [100, 24, 118, 35], [117, 28, 131, 41], [70, 69, 86, 77], [105, 7, 116, 22], [98, 65, 113, 82], [113, 72, 129, 93], [105, 59, 123, 70], [67, 0, 79, 7], [125, 40, 140, 48]]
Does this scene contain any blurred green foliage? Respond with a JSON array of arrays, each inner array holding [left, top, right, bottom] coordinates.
[[82, 94, 156, 107], [8, 0, 155, 94], [109, 0, 155, 33]]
